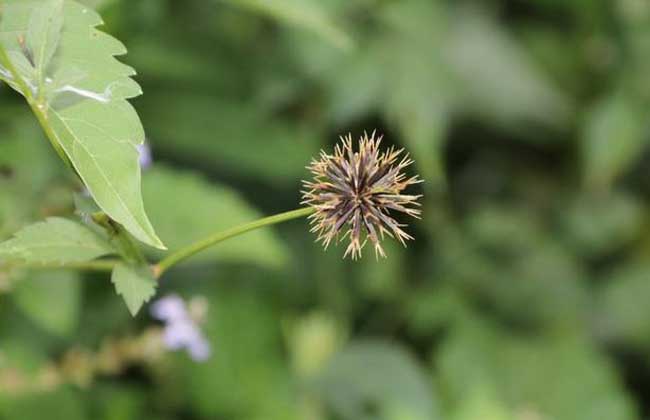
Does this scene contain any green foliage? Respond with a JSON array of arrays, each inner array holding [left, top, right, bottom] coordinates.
[[598, 263, 650, 349], [143, 166, 290, 267], [13, 270, 80, 337], [0, 388, 85, 420], [315, 340, 439, 420], [0, 217, 115, 264], [174, 287, 296, 419], [221, 0, 352, 50], [110, 262, 156, 316], [437, 318, 638, 420], [139, 94, 321, 183], [0, 0, 164, 249], [26, 0, 64, 78], [582, 92, 648, 190], [1, 0, 650, 418]]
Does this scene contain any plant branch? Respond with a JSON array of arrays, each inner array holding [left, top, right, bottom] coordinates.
[[153, 207, 314, 278], [1, 208, 314, 278]]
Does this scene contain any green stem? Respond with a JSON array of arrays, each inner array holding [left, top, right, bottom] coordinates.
[[153, 207, 314, 278], [0, 43, 71, 167]]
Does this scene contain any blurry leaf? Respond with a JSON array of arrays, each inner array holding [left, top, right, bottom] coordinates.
[[373, 1, 452, 189], [315, 340, 439, 420], [0, 116, 61, 191], [466, 206, 545, 253], [221, 0, 352, 50], [357, 240, 405, 300], [437, 319, 637, 420], [324, 44, 384, 123], [285, 311, 346, 378], [12, 270, 80, 336], [0, 217, 115, 264], [405, 286, 473, 337], [0, 115, 63, 238], [452, 389, 514, 420], [445, 6, 571, 129], [141, 94, 321, 183], [143, 166, 290, 268], [111, 262, 156, 316], [177, 288, 298, 419], [126, 36, 223, 86], [562, 191, 645, 257], [0, 388, 85, 420], [92, 385, 145, 420], [598, 263, 650, 349], [582, 93, 648, 190], [0, 321, 49, 374], [460, 207, 590, 329], [0, 1, 164, 249]]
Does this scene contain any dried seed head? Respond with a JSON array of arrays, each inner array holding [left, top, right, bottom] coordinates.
[[301, 131, 422, 259]]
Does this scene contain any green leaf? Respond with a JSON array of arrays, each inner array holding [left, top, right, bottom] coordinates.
[[140, 93, 321, 183], [452, 390, 514, 420], [0, 388, 85, 420], [598, 263, 650, 349], [142, 166, 290, 268], [179, 287, 298, 419], [0, 0, 165, 249], [0, 217, 116, 264], [562, 192, 645, 257], [582, 93, 648, 190], [12, 270, 80, 337], [111, 262, 156, 316], [437, 319, 637, 420], [379, 1, 452, 188], [445, 6, 571, 129], [315, 340, 439, 420], [221, 0, 352, 50], [26, 0, 64, 79]]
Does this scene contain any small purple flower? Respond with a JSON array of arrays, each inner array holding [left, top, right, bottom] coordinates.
[[137, 143, 153, 169], [150, 294, 211, 362]]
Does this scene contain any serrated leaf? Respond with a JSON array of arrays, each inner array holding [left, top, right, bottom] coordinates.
[[111, 262, 156, 316], [13, 270, 80, 337], [0, 0, 165, 249], [0, 217, 116, 264], [142, 166, 290, 268]]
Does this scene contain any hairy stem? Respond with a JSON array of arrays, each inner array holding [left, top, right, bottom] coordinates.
[[153, 207, 314, 278]]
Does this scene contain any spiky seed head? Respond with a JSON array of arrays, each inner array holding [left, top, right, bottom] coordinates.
[[301, 131, 423, 259]]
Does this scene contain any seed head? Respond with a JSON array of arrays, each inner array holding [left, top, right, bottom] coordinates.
[[302, 131, 422, 259]]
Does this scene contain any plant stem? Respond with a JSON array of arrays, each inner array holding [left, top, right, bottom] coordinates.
[[1, 208, 313, 278], [153, 207, 314, 278]]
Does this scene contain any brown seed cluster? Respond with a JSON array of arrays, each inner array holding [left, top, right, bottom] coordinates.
[[302, 131, 422, 259]]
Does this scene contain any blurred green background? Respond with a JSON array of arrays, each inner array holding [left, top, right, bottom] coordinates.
[[2, 0, 650, 418]]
